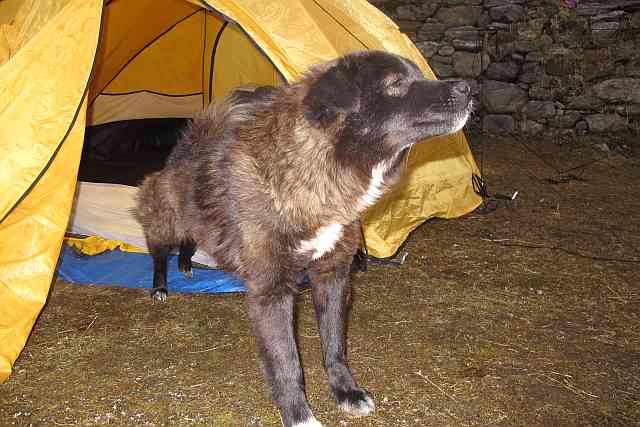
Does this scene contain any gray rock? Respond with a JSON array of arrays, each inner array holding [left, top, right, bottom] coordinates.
[[577, 3, 616, 17], [592, 78, 640, 104], [592, 10, 626, 21], [415, 41, 440, 58], [632, 11, 640, 28], [484, 0, 525, 7], [615, 104, 640, 115], [511, 53, 525, 62], [523, 101, 556, 121], [529, 83, 557, 101], [435, 6, 483, 27], [489, 5, 525, 22], [482, 80, 528, 113], [576, 1, 640, 17], [486, 61, 520, 81], [432, 54, 453, 65], [585, 114, 629, 132], [525, 51, 543, 62], [483, 114, 515, 134], [452, 39, 482, 51], [546, 60, 577, 77], [514, 34, 553, 52], [478, 11, 492, 28], [438, 45, 456, 56], [591, 20, 622, 40], [567, 95, 604, 111], [445, 26, 480, 41], [417, 20, 446, 41], [549, 110, 582, 129], [396, 20, 423, 33], [395, 3, 440, 20], [453, 52, 486, 77], [523, 120, 545, 135], [519, 62, 545, 84], [487, 22, 513, 33]]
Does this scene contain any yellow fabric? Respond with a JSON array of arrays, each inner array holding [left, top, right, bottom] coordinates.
[[362, 132, 480, 257], [0, 0, 102, 383], [88, 92, 202, 125], [104, 10, 208, 96], [0, 0, 480, 383], [88, 0, 200, 103], [66, 236, 146, 256], [211, 23, 283, 100]]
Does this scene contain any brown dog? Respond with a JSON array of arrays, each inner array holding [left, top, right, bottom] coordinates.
[[136, 50, 472, 427]]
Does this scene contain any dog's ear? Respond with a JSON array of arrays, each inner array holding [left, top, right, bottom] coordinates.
[[303, 66, 359, 127]]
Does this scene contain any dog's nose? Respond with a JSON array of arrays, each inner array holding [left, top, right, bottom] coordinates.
[[452, 81, 470, 98]]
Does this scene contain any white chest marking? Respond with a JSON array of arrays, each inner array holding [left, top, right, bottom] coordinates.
[[357, 161, 388, 211], [298, 223, 344, 260]]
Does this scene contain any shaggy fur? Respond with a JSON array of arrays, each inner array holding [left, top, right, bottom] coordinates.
[[136, 50, 472, 427]]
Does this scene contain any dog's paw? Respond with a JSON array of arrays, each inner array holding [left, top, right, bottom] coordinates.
[[335, 388, 375, 417], [181, 267, 193, 279], [292, 417, 324, 427], [151, 288, 168, 302], [178, 258, 193, 278]]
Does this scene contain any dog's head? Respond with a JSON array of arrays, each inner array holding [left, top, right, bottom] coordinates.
[[302, 50, 472, 168]]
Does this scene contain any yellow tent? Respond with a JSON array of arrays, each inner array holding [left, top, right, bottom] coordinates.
[[0, 0, 481, 382]]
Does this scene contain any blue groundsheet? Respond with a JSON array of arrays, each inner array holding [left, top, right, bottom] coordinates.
[[56, 245, 246, 294]]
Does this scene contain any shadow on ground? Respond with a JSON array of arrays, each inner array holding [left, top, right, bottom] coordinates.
[[2, 134, 639, 426]]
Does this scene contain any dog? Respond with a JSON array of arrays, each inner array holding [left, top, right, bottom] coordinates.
[[135, 50, 471, 427]]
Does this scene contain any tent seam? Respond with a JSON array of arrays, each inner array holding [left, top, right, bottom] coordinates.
[[100, 89, 204, 98]]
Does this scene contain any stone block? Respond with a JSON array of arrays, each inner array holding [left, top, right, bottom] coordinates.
[[415, 41, 440, 58], [489, 5, 525, 22], [523, 101, 556, 121], [486, 61, 520, 81], [435, 6, 483, 27], [585, 114, 629, 132], [592, 78, 640, 104], [417, 20, 446, 41], [549, 110, 582, 129], [453, 51, 486, 77], [482, 80, 528, 113]]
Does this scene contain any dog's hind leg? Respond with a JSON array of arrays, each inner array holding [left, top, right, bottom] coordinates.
[[149, 243, 171, 302], [178, 239, 196, 278], [309, 224, 375, 417], [247, 282, 321, 427]]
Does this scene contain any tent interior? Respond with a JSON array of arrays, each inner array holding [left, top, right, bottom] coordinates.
[[0, 0, 481, 382]]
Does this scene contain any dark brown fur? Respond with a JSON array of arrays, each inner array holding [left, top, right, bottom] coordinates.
[[136, 50, 472, 427]]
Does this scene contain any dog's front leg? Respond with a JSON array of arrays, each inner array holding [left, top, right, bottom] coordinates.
[[310, 263, 375, 417], [247, 286, 321, 427]]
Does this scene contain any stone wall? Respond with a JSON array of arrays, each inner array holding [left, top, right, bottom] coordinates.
[[371, 0, 640, 136]]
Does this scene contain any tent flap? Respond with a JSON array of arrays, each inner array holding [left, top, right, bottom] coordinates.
[[0, 0, 102, 383]]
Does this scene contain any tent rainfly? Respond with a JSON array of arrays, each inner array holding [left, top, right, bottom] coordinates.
[[0, 0, 481, 382]]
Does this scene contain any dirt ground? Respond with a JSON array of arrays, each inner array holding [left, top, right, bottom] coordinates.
[[2, 134, 639, 426]]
